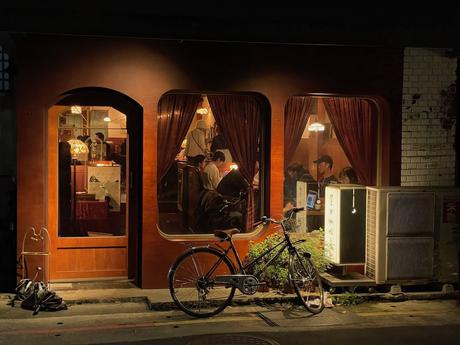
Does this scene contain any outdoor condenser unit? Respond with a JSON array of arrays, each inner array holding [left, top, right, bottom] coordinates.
[[324, 185, 367, 265], [365, 187, 459, 285]]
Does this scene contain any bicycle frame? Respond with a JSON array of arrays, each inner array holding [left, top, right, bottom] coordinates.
[[201, 217, 306, 283], [168, 207, 325, 318]]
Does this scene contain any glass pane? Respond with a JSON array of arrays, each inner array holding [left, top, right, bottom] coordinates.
[[58, 106, 128, 237], [284, 96, 358, 232], [158, 94, 264, 235]]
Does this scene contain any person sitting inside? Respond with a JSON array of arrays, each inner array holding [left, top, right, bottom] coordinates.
[[217, 168, 250, 199], [313, 154, 338, 195], [284, 162, 316, 208], [216, 167, 249, 228], [202, 151, 225, 190], [338, 166, 359, 184], [188, 154, 206, 170], [195, 189, 243, 233]]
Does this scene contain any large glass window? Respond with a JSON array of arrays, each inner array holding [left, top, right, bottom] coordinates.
[[58, 106, 128, 237], [157, 93, 268, 235], [284, 96, 377, 231]]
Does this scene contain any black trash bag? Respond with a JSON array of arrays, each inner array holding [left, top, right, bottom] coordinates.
[[13, 280, 67, 315]]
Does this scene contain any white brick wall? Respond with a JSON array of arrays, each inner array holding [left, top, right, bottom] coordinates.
[[401, 48, 457, 186]]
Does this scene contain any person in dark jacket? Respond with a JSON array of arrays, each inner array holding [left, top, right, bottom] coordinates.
[[217, 169, 249, 198], [313, 155, 338, 196], [284, 162, 316, 207], [195, 190, 243, 232]]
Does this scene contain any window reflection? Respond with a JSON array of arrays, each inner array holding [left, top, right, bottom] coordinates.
[[58, 106, 128, 237]]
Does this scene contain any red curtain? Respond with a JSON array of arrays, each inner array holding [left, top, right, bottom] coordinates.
[[322, 97, 377, 185], [208, 95, 262, 230], [157, 94, 202, 181], [284, 96, 313, 169]]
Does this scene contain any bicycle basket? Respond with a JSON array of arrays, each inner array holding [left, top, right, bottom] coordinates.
[[282, 217, 297, 232]]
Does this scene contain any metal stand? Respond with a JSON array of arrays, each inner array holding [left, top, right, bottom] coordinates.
[[72, 158, 77, 231], [21, 226, 50, 286]]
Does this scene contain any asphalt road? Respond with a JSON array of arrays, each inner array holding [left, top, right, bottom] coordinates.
[[116, 326, 460, 345], [1, 299, 459, 345]]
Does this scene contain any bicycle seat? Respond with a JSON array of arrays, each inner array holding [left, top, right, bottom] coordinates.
[[214, 228, 240, 239]]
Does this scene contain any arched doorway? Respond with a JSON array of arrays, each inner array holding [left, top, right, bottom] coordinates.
[[47, 87, 143, 285]]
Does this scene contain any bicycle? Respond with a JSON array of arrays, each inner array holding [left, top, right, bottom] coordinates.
[[168, 207, 324, 318]]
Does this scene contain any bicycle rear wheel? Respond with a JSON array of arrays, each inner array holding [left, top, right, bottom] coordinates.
[[289, 250, 324, 314], [168, 247, 236, 318]]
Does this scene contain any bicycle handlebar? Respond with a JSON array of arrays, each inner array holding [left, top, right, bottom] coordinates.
[[261, 206, 305, 225]]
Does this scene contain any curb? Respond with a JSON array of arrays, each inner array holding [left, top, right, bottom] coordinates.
[[0, 294, 13, 301], [2, 291, 458, 310], [66, 296, 150, 306]]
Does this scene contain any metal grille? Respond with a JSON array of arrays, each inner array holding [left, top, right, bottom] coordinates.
[[387, 192, 435, 236], [365, 189, 377, 279], [387, 237, 434, 279]]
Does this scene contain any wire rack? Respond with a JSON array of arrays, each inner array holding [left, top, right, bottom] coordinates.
[[20, 227, 50, 284]]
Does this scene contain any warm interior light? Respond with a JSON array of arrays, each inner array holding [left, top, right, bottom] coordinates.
[[196, 108, 208, 115], [103, 116, 111, 122], [229, 164, 238, 170], [71, 106, 82, 114], [307, 122, 325, 132], [67, 139, 89, 161]]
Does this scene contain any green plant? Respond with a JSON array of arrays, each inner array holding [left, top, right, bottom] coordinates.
[[246, 231, 331, 289], [333, 292, 363, 306]]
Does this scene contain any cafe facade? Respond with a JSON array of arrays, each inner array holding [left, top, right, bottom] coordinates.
[[6, 33, 423, 288]]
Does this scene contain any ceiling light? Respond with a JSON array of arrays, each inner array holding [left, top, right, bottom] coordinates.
[[196, 108, 208, 115], [70, 105, 82, 114], [307, 122, 325, 132]]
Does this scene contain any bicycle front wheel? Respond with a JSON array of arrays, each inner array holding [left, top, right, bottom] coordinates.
[[168, 247, 236, 318], [289, 250, 324, 314]]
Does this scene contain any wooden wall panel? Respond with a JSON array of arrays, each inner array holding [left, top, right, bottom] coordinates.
[[54, 247, 127, 279], [14, 35, 403, 288]]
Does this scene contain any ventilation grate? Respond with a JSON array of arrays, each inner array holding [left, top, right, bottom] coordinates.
[[365, 189, 377, 279]]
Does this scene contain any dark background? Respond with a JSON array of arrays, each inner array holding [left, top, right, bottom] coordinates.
[[1, 5, 460, 48]]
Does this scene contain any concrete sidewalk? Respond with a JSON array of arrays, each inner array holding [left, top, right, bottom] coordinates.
[[1, 280, 458, 310]]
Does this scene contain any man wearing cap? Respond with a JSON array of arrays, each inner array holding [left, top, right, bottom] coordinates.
[[184, 119, 209, 162], [314, 154, 338, 195]]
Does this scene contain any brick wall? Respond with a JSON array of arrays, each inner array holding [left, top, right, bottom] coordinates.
[[401, 48, 457, 186]]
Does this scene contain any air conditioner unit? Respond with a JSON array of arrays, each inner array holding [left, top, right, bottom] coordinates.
[[324, 185, 367, 265], [432, 189, 459, 284], [365, 187, 459, 284]]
